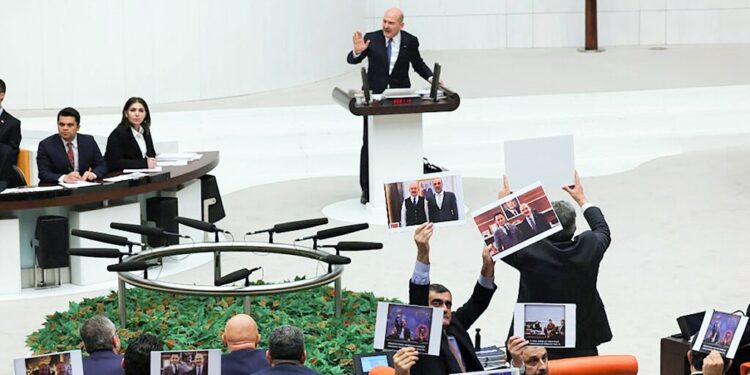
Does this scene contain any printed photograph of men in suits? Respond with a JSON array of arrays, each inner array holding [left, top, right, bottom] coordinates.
[[472, 182, 562, 260], [383, 172, 465, 231], [160, 351, 210, 375]]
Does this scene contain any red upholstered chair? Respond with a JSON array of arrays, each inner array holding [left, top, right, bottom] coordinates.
[[547, 355, 638, 375], [740, 361, 750, 375]]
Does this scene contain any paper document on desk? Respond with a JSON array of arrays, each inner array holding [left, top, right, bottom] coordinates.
[[0, 185, 64, 194], [104, 172, 147, 182], [157, 153, 202, 161], [60, 181, 100, 189], [157, 160, 189, 167], [122, 166, 162, 173]]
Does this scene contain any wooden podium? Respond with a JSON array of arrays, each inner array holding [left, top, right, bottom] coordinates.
[[330, 87, 460, 220]]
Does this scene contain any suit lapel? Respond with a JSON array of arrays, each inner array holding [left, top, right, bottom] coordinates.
[[51, 137, 71, 172]]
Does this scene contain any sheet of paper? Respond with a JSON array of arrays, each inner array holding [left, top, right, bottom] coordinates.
[[103, 172, 147, 183], [157, 160, 189, 167], [504, 135, 575, 190], [1, 185, 64, 194], [60, 181, 100, 189], [122, 166, 163, 173], [156, 152, 202, 161]]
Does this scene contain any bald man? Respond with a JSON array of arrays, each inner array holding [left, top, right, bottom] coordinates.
[[221, 314, 270, 375]]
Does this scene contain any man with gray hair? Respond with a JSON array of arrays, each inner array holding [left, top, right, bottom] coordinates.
[[255, 325, 321, 374], [499, 172, 612, 360], [80, 315, 124, 375]]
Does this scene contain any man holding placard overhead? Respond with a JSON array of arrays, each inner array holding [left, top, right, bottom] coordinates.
[[500, 173, 612, 359], [347, 7, 434, 204]]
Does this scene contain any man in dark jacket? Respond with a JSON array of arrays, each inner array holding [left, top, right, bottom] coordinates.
[[80, 315, 124, 375], [500, 173, 612, 359], [408, 222, 497, 374], [221, 314, 270, 375]]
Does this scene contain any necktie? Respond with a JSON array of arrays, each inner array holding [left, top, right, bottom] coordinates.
[[530, 216, 536, 230], [446, 335, 466, 372], [387, 38, 393, 64], [412, 198, 416, 205], [67, 142, 75, 170]]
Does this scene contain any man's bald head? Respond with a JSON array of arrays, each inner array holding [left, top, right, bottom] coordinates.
[[222, 314, 261, 352]]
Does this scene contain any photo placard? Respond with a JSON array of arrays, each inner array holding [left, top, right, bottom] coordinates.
[[692, 309, 749, 359], [471, 182, 562, 260], [514, 303, 576, 348], [150, 349, 221, 375], [13, 350, 84, 375], [383, 172, 465, 232], [374, 302, 443, 355]]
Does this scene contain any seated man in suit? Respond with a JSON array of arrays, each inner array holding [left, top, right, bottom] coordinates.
[[408, 222, 496, 374], [80, 315, 124, 375], [123, 333, 163, 375], [517, 203, 552, 239], [36, 107, 107, 184], [221, 314, 270, 375], [255, 325, 321, 375], [401, 181, 427, 227], [506, 336, 548, 375], [426, 178, 459, 223], [0, 79, 23, 187], [493, 213, 522, 251], [347, 7, 434, 204]]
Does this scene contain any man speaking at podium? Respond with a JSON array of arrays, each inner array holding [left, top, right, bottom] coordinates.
[[347, 7, 434, 204]]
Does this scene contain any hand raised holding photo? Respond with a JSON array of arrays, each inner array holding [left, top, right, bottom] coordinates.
[[562, 171, 588, 207], [393, 347, 419, 375], [414, 223, 433, 264], [498, 175, 512, 199]]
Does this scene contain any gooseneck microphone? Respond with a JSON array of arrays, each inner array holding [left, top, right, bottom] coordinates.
[[107, 260, 160, 279], [322, 241, 384, 251], [110, 222, 190, 239], [295, 223, 369, 242], [175, 216, 227, 233], [71, 229, 145, 252], [321, 254, 352, 265], [246, 217, 329, 243], [214, 267, 262, 287], [68, 248, 125, 258]]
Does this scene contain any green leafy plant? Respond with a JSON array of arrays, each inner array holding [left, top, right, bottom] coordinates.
[[26, 286, 399, 374]]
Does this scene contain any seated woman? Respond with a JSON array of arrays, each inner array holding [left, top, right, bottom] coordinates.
[[105, 97, 156, 171]]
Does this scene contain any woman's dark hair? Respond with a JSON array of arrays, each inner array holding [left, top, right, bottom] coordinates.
[[119, 97, 152, 136]]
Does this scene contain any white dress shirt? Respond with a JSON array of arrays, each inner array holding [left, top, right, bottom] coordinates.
[[130, 126, 147, 158]]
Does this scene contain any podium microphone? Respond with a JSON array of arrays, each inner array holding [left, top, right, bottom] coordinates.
[[107, 260, 160, 279], [214, 267, 262, 287], [320, 241, 383, 252], [246, 217, 328, 243], [110, 222, 190, 239], [321, 254, 352, 265], [71, 229, 146, 253]]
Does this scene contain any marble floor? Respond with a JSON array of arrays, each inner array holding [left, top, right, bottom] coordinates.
[[3, 44, 750, 372]]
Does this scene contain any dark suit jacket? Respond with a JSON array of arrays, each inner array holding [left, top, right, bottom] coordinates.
[[517, 212, 552, 239], [347, 30, 433, 94], [426, 191, 459, 223], [409, 281, 495, 374], [503, 207, 612, 350], [253, 363, 322, 375], [105, 124, 156, 171], [493, 224, 523, 251], [221, 348, 270, 375], [82, 350, 124, 375], [36, 133, 107, 183], [0, 109, 21, 164]]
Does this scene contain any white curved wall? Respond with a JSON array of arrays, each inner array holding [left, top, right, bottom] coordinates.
[[0, 0, 364, 109], [367, 0, 750, 49]]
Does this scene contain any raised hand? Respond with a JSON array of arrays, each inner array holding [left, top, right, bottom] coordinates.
[[352, 31, 370, 54], [506, 336, 529, 368], [413, 223, 433, 264], [393, 347, 419, 375], [562, 171, 588, 206], [498, 175, 511, 199]]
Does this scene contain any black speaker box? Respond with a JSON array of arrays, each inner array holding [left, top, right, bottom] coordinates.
[[34, 215, 70, 269], [200, 174, 225, 223], [146, 197, 179, 247]]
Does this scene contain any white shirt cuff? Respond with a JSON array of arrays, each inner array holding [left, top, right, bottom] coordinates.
[[57, 174, 66, 183], [352, 50, 361, 58], [477, 275, 495, 290], [581, 202, 595, 212]]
